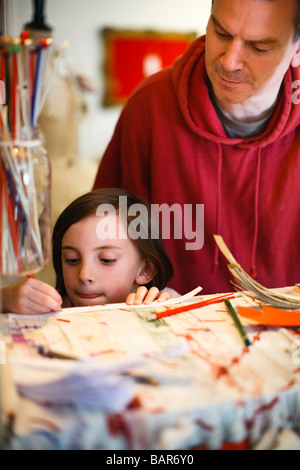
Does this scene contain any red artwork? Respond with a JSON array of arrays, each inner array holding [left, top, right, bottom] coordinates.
[[102, 28, 197, 106]]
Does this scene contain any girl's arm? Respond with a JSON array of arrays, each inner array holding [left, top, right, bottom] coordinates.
[[1, 278, 62, 314]]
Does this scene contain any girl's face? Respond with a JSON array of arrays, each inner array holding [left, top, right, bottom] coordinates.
[[61, 214, 150, 306]]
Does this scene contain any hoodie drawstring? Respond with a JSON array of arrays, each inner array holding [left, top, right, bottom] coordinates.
[[212, 144, 223, 273], [250, 148, 262, 278], [213, 146, 261, 279]]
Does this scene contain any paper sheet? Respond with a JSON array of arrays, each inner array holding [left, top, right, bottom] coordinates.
[[237, 305, 300, 326], [214, 235, 300, 309], [7, 302, 190, 410]]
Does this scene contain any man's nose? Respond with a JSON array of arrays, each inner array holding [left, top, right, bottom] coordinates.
[[221, 39, 244, 72]]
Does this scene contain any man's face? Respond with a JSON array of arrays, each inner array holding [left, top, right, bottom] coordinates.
[[205, 0, 300, 106]]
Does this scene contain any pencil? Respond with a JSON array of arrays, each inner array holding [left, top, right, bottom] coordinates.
[[10, 40, 20, 140], [31, 38, 52, 128], [148, 292, 238, 321], [38, 345, 78, 360], [224, 298, 251, 347]]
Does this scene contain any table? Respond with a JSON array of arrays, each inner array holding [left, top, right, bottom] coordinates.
[[2, 292, 300, 450]]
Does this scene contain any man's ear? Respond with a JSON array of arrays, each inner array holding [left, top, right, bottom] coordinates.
[[291, 40, 300, 67], [135, 261, 156, 285]]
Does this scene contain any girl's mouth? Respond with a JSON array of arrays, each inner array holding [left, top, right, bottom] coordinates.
[[77, 294, 102, 299]]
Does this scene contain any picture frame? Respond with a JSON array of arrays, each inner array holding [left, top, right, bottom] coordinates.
[[101, 27, 197, 106]]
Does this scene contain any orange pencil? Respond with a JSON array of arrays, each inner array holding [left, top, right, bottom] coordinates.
[[148, 292, 238, 321]]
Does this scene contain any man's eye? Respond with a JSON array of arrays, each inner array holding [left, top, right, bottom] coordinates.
[[215, 29, 230, 39], [251, 44, 269, 53]]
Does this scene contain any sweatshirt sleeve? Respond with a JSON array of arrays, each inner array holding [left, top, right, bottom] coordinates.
[[93, 94, 152, 202]]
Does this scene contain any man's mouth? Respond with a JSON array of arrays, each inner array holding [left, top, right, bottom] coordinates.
[[219, 75, 244, 87]]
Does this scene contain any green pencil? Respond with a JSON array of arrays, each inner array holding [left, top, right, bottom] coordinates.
[[224, 299, 251, 347]]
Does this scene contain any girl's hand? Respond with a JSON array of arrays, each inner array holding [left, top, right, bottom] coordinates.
[[126, 286, 171, 306], [1, 277, 62, 315]]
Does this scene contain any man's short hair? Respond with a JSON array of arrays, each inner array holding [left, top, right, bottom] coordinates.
[[295, 0, 300, 40]]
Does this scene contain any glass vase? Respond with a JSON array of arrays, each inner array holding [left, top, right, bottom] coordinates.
[[0, 139, 51, 276]]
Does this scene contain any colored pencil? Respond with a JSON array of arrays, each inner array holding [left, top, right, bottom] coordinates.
[[147, 292, 238, 321], [31, 38, 52, 128], [224, 298, 251, 347], [10, 40, 20, 140]]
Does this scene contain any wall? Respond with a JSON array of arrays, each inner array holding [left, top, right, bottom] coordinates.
[[3, 0, 212, 288], [7, 0, 212, 162]]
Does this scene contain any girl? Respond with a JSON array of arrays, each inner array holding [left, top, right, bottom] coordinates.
[[2, 188, 174, 314]]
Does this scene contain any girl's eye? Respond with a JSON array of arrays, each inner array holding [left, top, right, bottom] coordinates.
[[65, 258, 79, 265], [100, 258, 116, 265]]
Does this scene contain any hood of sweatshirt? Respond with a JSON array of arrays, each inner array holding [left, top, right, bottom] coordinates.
[[171, 35, 300, 149], [171, 35, 300, 279]]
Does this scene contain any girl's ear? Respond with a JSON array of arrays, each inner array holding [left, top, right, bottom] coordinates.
[[291, 40, 300, 67], [135, 261, 156, 285]]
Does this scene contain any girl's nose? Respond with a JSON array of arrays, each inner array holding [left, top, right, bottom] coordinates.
[[78, 264, 95, 283]]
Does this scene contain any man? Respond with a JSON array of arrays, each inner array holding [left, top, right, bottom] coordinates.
[[94, 0, 300, 295]]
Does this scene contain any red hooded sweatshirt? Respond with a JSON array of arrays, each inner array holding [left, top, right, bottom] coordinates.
[[94, 36, 300, 295]]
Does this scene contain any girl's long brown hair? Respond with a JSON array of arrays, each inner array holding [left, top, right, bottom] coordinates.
[[52, 188, 174, 299]]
